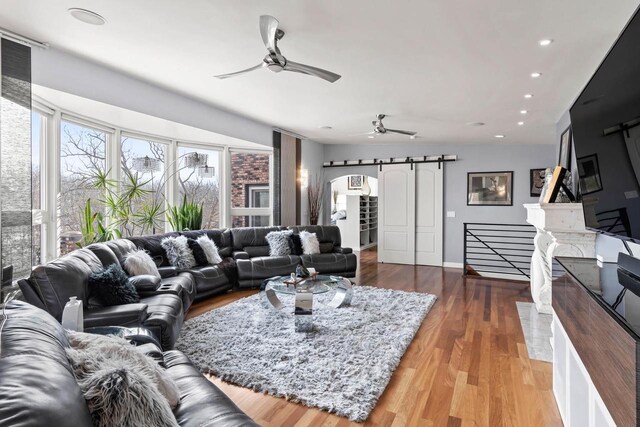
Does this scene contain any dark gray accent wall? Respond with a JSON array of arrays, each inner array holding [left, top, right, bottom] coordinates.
[[323, 143, 556, 264]]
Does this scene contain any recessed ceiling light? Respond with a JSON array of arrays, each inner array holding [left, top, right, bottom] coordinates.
[[68, 8, 107, 25], [524, 93, 533, 99], [318, 126, 332, 130], [409, 135, 417, 140], [520, 110, 528, 115], [495, 134, 505, 139], [539, 39, 553, 46], [466, 122, 486, 127], [531, 72, 542, 78], [367, 135, 375, 139], [517, 121, 524, 126]]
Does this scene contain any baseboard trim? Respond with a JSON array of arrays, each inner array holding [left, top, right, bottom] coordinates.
[[443, 262, 463, 269]]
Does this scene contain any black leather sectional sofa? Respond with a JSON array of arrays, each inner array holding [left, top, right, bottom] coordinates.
[[0, 300, 259, 427], [18, 225, 357, 350]]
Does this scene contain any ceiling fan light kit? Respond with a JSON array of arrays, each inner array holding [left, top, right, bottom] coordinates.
[[215, 15, 341, 83]]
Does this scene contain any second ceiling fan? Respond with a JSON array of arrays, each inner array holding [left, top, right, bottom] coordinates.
[[215, 15, 341, 83]]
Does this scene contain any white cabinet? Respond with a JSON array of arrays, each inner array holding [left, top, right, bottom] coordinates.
[[553, 312, 616, 427]]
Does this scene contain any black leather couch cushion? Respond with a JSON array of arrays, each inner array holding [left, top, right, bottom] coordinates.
[[85, 243, 120, 267], [84, 303, 149, 329], [164, 351, 259, 427], [231, 226, 285, 251], [290, 225, 343, 248], [0, 301, 94, 427], [187, 265, 231, 294], [128, 232, 180, 267], [236, 255, 301, 281], [104, 238, 137, 264], [27, 249, 103, 321], [300, 253, 358, 276], [128, 274, 162, 292], [140, 294, 184, 350]]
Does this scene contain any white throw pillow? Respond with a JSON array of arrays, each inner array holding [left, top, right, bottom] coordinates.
[[197, 235, 223, 264], [161, 236, 196, 269], [299, 231, 320, 255], [123, 250, 161, 278]]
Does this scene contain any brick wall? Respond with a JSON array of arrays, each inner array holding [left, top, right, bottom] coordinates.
[[231, 153, 269, 227]]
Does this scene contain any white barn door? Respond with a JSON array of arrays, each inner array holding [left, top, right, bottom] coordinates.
[[415, 163, 443, 266], [378, 164, 416, 264]]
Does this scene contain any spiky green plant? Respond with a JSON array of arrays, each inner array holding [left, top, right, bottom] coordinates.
[[167, 195, 203, 231]]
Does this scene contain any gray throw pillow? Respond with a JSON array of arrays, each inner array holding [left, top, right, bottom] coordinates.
[[66, 332, 180, 427], [161, 235, 196, 269], [266, 230, 293, 256]]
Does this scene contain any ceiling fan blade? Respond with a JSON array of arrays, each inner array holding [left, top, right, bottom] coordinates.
[[214, 63, 264, 79], [385, 128, 417, 136], [284, 60, 341, 83], [259, 15, 280, 54]]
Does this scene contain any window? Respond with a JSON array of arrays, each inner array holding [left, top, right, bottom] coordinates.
[[120, 135, 167, 235], [230, 151, 271, 227], [177, 146, 221, 229], [59, 120, 108, 255], [31, 111, 45, 264]]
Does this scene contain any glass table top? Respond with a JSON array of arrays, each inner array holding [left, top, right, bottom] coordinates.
[[265, 275, 343, 295]]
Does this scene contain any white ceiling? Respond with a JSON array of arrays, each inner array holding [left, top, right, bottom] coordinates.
[[1, 0, 638, 145]]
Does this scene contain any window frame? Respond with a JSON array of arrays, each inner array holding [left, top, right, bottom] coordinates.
[[30, 96, 273, 262]]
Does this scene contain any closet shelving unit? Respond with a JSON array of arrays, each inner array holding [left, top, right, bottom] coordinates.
[[337, 195, 378, 250]]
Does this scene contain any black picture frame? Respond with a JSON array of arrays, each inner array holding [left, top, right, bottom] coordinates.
[[467, 171, 514, 206], [577, 153, 603, 195], [530, 168, 546, 197], [558, 126, 572, 170]]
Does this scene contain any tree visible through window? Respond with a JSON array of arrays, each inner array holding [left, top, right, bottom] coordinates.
[[59, 121, 106, 255], [121, 136, 167, 235], [177, 147, 220, 229]]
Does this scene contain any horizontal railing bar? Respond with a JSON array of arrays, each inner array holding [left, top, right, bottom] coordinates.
[[464, 223, 535, 227], [466, 252, 533, 257], [468, 261, 531, 268], [467, 258, 531, 264], [466, 234, 535, 239], [465, 228, 536, 233], [467, 240, 533, 246], [467, 246, 533, 251]]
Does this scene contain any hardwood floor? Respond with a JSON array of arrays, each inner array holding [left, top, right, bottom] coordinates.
[[187, 249, 562, 426]]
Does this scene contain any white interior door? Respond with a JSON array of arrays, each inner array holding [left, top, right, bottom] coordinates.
[[378, 164, 416, 264], [415, 163, 443, 266]]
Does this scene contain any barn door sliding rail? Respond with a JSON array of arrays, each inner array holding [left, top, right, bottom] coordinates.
[[322, 155, 457, 170]]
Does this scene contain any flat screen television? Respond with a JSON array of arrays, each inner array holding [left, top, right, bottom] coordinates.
[[570, 6, 640, 243]]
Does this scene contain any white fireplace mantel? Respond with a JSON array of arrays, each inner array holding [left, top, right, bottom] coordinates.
[[524, 203, 597, 314]]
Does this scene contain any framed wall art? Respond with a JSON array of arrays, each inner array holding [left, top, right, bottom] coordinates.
[[467, 171, 513, 206]]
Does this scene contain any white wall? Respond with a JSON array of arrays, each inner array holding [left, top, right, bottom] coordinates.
[[31, 48, 273, 146], [322, 143, 556, 264]]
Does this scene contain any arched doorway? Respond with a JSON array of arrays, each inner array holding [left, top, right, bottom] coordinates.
[[330, 174, 378, 250]]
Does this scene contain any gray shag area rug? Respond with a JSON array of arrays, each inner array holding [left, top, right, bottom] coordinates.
[[175, 286, 437, 422]]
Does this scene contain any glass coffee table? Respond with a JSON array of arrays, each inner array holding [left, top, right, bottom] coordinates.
[[260, 275, 353, 332]]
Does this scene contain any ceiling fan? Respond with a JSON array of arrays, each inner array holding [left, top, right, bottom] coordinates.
[[363, 114, 417, 137], [214, 15, 341, 83]]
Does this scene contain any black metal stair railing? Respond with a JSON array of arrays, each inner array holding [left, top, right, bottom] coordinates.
[[463, 223, 536, 278]]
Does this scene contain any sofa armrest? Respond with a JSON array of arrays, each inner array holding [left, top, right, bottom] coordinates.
[[333, 246, 353, 254], [157, 266, 177, 278], [84, 303, 149, 328], [128, 275, 161, 293], [233, 251, 250, 260]]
